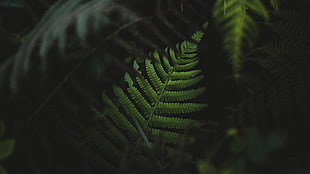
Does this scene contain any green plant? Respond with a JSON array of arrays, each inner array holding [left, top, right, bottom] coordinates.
[[197, 128, 286, 174], [1, 0, 310, 173], [232, 10, 310, 131], [212, 0, 269, 79], [7, 0, 140, 93], [66, 22, 208, 173], [0, 121, 15, 174]]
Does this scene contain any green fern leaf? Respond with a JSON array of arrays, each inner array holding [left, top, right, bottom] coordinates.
[[213, 0, 269, 78], [88, 22, 208, 171]]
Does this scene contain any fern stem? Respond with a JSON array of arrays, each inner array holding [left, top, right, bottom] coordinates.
[[132, 116, 152, 149]]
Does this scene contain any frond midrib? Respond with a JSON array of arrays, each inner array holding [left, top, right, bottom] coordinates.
[[143, 38, 203, 130]]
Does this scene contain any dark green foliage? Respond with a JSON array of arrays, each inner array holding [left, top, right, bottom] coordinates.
[[0, 121, 15, 174], [10, 0, 124, 92], [239, 11, 310, 130], [212, 0, 269, 79], [1, 0, 310, 174], [224, 9, 310, 173], [66, 24, 208, 173], [1, 0, 208, 94], [198, 128, 286, 174]]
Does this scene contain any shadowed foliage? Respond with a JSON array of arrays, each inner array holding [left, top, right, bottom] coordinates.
[[0, 0, 309, 174]]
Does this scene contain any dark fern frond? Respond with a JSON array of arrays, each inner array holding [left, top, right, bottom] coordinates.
[[251, 43, 294, 78], [213, 0, 269, 79], [69, 23, 208, 172], [236, 10, 310, 132], [272, 10, 310, 46], [5, 0, 209, 95], [233, 72, 310, 133], [249, 10, 310, 78], [10, 0, 138, 93]]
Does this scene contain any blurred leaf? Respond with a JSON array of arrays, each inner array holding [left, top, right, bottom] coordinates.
[[197, 160, 216, 174], [213, 0, 269, 79], [266, 132, 286, 152], [0, 0, 25, 8], [231, 129, 286, 164], [0, 166, 7, 174], [88, 55, 112, 80], [226, 128, 238, 136], [230, 158, 246, 173], [0, 139, 15, 160]]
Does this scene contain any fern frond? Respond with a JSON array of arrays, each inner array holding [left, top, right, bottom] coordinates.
[[87, 23, 208, 171], [237, 10, 310, 133], [272, 11, 310, 46], [10, 0, 137, 92], [249, 11, 310, 78], [5, 0, 209, 95], [213, 0, 269, 78]]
